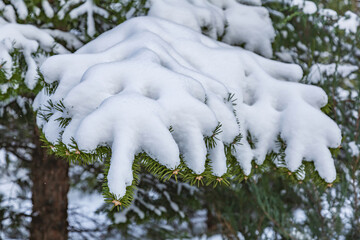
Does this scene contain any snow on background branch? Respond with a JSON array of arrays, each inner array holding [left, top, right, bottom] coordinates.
[[58, 0, 109, 37], [149, 0, 275, 58], [0, 1, 83, 98], [0, 18, 67, 90]]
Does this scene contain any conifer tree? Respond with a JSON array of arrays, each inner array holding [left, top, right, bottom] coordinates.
[[1, 0, 358, 239]]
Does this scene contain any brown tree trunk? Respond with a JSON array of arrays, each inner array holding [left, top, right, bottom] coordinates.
[[352, 0, 358, 13], [30, 126, 69, 240]]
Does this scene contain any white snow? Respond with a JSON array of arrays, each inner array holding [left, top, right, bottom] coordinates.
[[348, 141, 359, 157], [238, 0, 261, 6], [0, 2, 80, 92], [293, 208, 307, 224], [149, 0, 225, 40], [290, 0, 317, 14], [44, 29, 83, 50], [114, 204, 145, 223], [148, 0, 275, 57], [337, 11, 359, 33], [0, 149, 32, 239], [175, 233, 245, 240], [275, 49, 294, 63], [67, 187, 109, 238], [319, 8, 338, 20], [42, 0, 54, 18], [113, 177, 193, 223], [336, 87, 358, 101], [58, 0, 109, 37], [35, 16, 341, 198], [308, 63, 359, 83], [2, 5, 16, 23], [10, 0, 28, 20]]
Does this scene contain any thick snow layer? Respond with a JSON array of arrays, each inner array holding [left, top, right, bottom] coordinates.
[[148, 0, 275, 58], [0, 19, 68, 90], [35, 17, 341, 198]]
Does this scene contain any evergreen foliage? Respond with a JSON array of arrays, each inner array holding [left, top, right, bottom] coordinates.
[[0, 0, 359, 239]]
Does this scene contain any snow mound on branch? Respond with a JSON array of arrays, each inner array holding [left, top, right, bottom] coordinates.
[[35, 17, 341, 198], [0, 18, 68, 90], [148, 0, 275, 58]]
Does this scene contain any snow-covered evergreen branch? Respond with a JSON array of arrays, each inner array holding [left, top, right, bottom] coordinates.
[[35, 15, 341, 204]]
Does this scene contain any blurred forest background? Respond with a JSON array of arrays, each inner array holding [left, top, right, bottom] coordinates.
[[0, 0, 359, 239]]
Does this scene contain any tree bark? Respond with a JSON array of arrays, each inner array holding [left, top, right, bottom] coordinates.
[[30, 126, 69, 240], [352, 0, 358, 13]]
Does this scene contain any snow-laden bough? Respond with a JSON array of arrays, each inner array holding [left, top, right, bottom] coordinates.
[[0, 18, 68, 90], [148, 0, 275, 58], [34, 16, 341, 200], [0, 13, 82, 95]]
